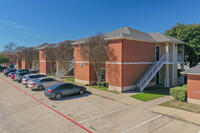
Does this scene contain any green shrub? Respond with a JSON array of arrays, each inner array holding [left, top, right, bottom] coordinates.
[[101, 82, 109, 87], [182, 85, 187, 88], [170, 86, 187, 102]]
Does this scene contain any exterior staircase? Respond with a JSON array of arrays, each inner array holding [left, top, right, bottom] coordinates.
[[56, 59, 74, 78], [30, 63, 40, 71], [133, 53, 166, 92]]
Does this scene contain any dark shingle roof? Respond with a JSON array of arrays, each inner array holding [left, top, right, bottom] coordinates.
[[181, 65, 200, 75]]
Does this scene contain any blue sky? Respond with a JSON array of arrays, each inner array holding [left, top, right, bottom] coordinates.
[[0, 0, 200, 51]]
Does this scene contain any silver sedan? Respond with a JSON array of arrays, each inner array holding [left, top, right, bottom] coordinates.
[[27, 77, 62, 90]]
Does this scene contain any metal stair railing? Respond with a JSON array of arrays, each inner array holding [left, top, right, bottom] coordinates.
[[30, 63, 40, 71], [133, 53, 166, 92], [56, 59, 74, 78]]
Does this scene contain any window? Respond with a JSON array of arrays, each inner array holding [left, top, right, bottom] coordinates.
[[41, 79, 47, 82], [60, 84, 74, 89], [101, 68, 105, 81], [48, 78, 55, 81]]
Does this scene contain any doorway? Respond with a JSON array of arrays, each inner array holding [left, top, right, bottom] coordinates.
[[156, 46, 160, 84]]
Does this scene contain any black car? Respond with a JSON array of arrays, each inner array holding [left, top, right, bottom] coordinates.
[[16, 69, 29, 74], [0, 66, 7, 72], [4, 69, 17, 76], [44, 83, 86, 100]]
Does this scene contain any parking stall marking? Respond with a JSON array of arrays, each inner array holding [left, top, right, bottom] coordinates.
[[59, 99, 107, 112], [79, 105, 131, 123], [120, 114, 163, 133], [0, 77, 93, 133]]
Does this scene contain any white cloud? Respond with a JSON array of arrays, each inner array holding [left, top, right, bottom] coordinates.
[[0, 20, 17, 25], [13, 25, 32, 30], [0, 20, 42, 38], [0, 20, 31, 30], [16, 31, 43, 39]]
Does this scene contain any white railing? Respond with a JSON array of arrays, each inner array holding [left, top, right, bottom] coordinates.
[[177, 76, 184, 85], [169, 53, 173, 62], [30, 63, 39, 71], [178, 54, 184, 62], [56, 59, 74, 78], [133, 53, 166, 92]]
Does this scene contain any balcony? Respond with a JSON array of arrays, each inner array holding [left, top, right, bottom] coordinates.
[[165, 53, 184, 63]]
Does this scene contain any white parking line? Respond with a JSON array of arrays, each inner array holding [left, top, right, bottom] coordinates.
[[60, 99, 107, 112], [79, 106, 131, 123], [120, 114, 162, 133]]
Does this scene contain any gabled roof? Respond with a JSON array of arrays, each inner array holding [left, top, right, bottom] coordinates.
[[104, 26, 156, 42], [72, 26, 156, 44], [34, 43, 49, 50], [37, 43, 58, 49], [72, 26, 185, 45], [149, 32, 185, 44], [181, 65, 200, 75]]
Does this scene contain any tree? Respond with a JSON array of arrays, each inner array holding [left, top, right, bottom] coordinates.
[[3, 42, 16, 53], [0, 53, 9, 65], [55, 40, 74, 78], [165, 23, 200, 67], [14, 46, 26, 52], [80, 33, 108, 87], [42, 46, 57, 74]]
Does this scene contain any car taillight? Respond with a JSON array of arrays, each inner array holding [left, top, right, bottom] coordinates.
[[25, 80, 27, 81], [48, 90, 53, 93], [30, 83, 35, 85]]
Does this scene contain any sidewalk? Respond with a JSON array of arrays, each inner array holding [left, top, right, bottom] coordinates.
[[85, 86, 143, 106], [149, 105, 200, 126]]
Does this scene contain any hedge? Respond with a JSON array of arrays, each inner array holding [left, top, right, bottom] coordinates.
[[170, 86, 187, 102]]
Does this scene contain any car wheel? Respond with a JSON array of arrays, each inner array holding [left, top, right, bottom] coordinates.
[[79, 89, 85, 95], [38, 85, 44, 90], [55, 93, 62, 100]]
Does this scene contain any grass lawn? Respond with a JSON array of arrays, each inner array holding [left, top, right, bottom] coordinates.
[[86, 85, 120, 94], [160, 100, 200, 114], [62, 78, 118, 94], [62, 78, 75, 83], [130, 86, 170, 102], [47, 75, 56, 77]]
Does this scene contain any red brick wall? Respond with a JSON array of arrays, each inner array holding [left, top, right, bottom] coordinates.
[[74, 39, 155, 90], [187, 75, 200, 100], [21, 60, 26, 69], [105, 40, 123, 87], [74, 45, 96, 83], [122, 40, 155, 62], [5, 53, 16, 66], [121, 40, 155, 88]]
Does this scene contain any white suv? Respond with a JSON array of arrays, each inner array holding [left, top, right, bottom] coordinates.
[[22, 74, 46, 85]]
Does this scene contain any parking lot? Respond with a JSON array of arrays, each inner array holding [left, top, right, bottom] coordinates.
[[0, 73, 200, 133]]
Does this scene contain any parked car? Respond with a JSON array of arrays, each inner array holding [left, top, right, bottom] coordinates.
[[8, 72, 16, 77], [10, 73, 15, 79], [3, 68, 11, 75], [0, 66, 7, 72], [14, 71, 30, 82], [44, 83, 86, 99], [15, 69, 29, 74], [4, 69, 17, 76], [22, 74, 46, 85], [28, 77, 62, 90], [8, 64, 15, 69]]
